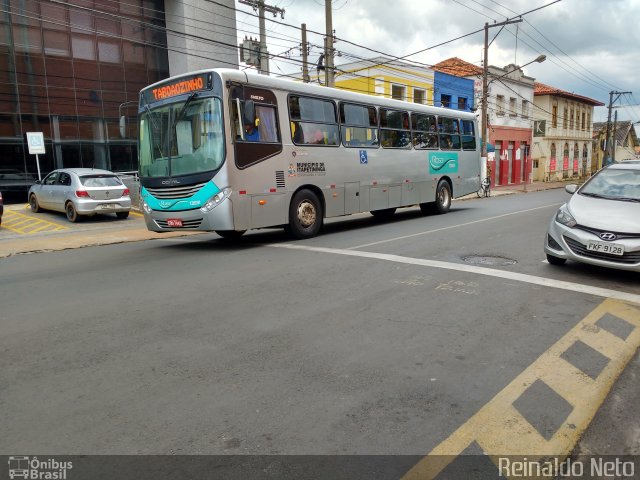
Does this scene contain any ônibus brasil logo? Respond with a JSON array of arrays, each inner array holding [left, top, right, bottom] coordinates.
[[8, 456, 72, 479]]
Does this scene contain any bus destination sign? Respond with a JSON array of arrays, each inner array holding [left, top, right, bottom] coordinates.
[[145, 74, 210, 103]]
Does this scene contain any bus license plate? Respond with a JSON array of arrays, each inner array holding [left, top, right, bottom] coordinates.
[[167, 218, 183, 227], [586, 241, 624, 256]]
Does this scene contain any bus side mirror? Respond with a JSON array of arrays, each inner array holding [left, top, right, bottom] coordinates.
[[119, 116, 126, 139], [244, 100, 255, 125]]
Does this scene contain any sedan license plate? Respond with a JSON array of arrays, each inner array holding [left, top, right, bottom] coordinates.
[[586, 240, 624, 256], [167, 218, 183, 227]]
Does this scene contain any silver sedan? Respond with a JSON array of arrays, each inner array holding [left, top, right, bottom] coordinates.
[[544, 161, 640, 272], [28, 168, 132, 222]]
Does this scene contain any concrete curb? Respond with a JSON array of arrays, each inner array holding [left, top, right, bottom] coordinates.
[[0, 228, 202, 259]]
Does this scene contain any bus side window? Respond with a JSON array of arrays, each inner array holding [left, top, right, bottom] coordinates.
[[438, 117, 461, 150], [411, 113, 438, 149], [380, 109, 410, 149], [461, 119, 476, 150], [289, 95, 339, 147], [339, 102, 378, 148]]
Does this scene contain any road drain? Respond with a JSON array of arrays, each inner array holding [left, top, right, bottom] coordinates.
[[462, 255, 517, 266]]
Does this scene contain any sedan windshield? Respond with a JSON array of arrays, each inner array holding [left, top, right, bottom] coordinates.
[[580, 168, 640, 201], [139, 97, 224, 178]]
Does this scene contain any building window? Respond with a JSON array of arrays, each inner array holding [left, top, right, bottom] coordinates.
[[391, 84, 406, 101], [497, 95, 505, 116], [552, 105, 558, 128], [587, 113, 591, 131], [569, 108, 574, 130], [413, 88, 425, 105], [457, 97, 467, 110], [521, 100, 529, 119], [581, 112, 585, 130], [563, 107, 568, 129], [441, 94, 451, 108], [509, 97, 517, 117]]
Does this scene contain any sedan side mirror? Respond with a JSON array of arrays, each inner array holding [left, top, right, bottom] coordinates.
[[565, 184, 578, 194]]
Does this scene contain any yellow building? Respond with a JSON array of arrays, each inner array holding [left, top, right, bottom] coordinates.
[[326, 56, 434, 105]]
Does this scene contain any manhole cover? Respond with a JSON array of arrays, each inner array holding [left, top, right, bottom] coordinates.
[[462, 255, 517, 266]]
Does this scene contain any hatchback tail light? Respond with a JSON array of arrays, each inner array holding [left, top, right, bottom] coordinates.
[[75, 190, 90, 198], [122, 188, 130, 197]]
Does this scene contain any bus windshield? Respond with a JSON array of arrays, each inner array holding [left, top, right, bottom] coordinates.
[[139, 97, 224, 178]]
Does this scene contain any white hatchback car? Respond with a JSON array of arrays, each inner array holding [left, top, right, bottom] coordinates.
[[28, 168, 132, 222], [544, 161, 640, 272]]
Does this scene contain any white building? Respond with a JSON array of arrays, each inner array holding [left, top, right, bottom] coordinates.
[[532, 83, 604, 181]]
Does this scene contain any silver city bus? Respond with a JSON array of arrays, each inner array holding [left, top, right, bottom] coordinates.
[[138, 69, 480, 239]]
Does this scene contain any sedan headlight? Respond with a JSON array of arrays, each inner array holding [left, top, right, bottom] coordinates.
[[555, 206, 577, 227], [201, 187, 231, 213]]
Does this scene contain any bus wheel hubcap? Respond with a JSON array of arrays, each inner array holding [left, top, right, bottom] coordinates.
[[297, 201, 316, 228], [439, 189, 450, 207]]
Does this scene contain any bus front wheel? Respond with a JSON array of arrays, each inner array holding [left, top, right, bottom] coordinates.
[[286, 189, 323, 239]]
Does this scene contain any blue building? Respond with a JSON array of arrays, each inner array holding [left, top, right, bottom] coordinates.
[[433, 71, 475, 112]]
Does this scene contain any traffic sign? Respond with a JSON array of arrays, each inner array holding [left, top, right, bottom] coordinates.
[[26, 132, 45, 154]]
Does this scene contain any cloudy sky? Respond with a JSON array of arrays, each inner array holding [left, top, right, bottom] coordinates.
[[234, 0, 640, 126]]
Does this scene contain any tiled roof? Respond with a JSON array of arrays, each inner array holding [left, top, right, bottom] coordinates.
[[534, 82, 604, 106], [593, 121, 637, 145], [432, 57, 483, 77]]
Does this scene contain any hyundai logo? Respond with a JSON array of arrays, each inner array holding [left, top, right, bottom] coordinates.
[[599, 232, 617, 241]]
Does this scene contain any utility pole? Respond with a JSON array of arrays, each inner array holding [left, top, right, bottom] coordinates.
[[324, 0, 335, 87], [480, 19, 522, 181], [301, 23, 310, 83], [604, 90, 631, 165], [612, 110, 618, 163], [239, 0, 285, 75]]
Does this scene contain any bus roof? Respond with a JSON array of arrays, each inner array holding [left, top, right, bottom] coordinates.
[[141, 68, 478, 120]]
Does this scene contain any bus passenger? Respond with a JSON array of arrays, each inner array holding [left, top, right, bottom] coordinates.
[[244, 121, 260, 142]]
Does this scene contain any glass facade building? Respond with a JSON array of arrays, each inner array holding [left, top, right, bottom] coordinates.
[[0, 0, 170, 188]]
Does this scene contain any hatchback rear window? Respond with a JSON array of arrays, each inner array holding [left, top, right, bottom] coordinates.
[[80, 175, 122, 187]]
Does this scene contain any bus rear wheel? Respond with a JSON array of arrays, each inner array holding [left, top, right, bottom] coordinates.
[[434, 180, 452, 214], [286, 189, 323, 239], [215, 230, 246, 240]]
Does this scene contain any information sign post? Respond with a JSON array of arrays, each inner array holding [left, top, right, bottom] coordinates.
[[26, 132, 46, 181]]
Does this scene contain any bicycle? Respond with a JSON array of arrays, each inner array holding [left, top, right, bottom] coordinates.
[[477, 175, 491, 197]]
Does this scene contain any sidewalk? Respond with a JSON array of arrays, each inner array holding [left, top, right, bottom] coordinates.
[[1, 181, 568, 258], [0, 204, 201, 258]]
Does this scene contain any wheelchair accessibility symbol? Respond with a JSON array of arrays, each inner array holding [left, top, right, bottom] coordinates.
[[359, 150, 368, 164]]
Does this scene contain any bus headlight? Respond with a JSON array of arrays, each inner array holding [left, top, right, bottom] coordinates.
[[142, 201, 151, 214], [201, 187, 231, 213]]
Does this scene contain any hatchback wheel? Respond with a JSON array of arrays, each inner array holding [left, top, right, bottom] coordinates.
[[65, 202, 79, 222], [116, 211, 129, 219]]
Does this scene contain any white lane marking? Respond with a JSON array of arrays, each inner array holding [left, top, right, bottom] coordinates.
[[350, 203, 561, 249], [269, 243, 640, 305]]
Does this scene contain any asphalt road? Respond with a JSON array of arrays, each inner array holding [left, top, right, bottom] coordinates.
[[1, 189, 639, 477]]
